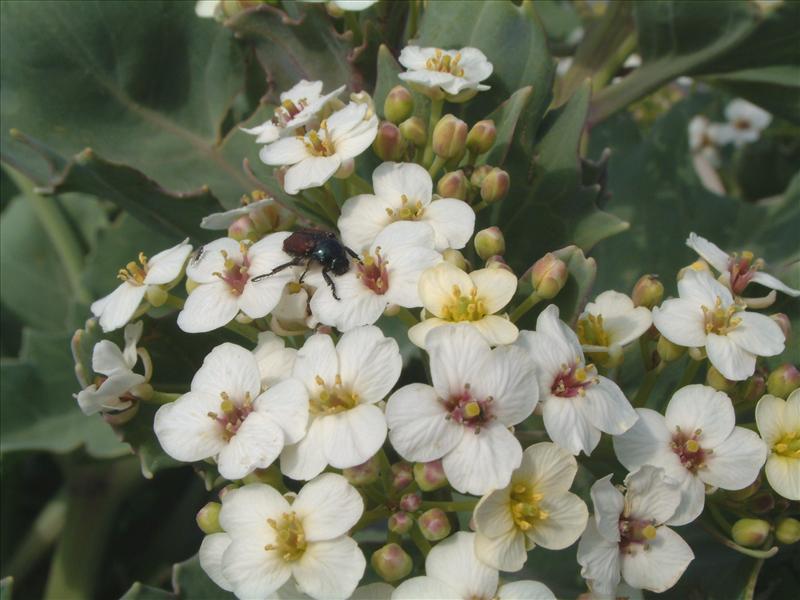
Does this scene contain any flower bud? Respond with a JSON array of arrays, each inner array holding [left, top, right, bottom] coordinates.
[[228, 215, 259, 242], [399, 116, 427, 147], [145, 285, 168, 308], [413, 460, 448, 492], [325, 1, 345, 18], [399, 491, 422, 513], [631, 275, 664, 309], [388, 511, 414, 535], [470, 164, 492, 188], [384, 85, 414, 124], [775, 518, 800, 545], [383, 303, 401, 317], [485, 255, 513, 272], [442, 249, 469, 271], [740, 375, 766, 405], [432, 114, 468, 159], [103, 401, 140, 426], [731, 518, 770, 548], [657, 336, 686, 363], [196, 502, 223, 534], [706, 365, 736, 393], [334, 158, 355, 179], [466, 119, 497, 155], [767, 364, 800, 398], [418, 508, 451, 541], [371, 543, 413, 582], [531, 253, 568, 300], [474, 227, 505, 261], [342, 455, 381, 486], [725, 475, 761, 501], [480, 168, 510, 204], [373, 121, 405, 161], [437, 169, 469, 200], [391, 461, 413, 491], [748, 491, 775, 514], [771, 313, 791, 341]]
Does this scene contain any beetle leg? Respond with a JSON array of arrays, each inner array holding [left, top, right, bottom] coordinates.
[[251, 257, 305, 282], [322, 268, 340, 301], [344, 246, 362, 262], [298, 264, 311, 284]]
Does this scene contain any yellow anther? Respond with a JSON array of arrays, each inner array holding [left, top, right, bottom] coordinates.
[[513, 484, 527, 495], [642, 524, 657, 540], [314, 375, 325, 386], [685, 439, 700, 453], [335, 374, 343, 386], [463, 401, 481, 419]]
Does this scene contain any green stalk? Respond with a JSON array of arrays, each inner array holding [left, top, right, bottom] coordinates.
[[410, 524, 431, 557], [395, 307, 419, 327], [510, 293, 542, 324], [675, 356, 702, 391], [428, 155, 446, 178], [744, 552, 767, 600], [146, 391, 181, 404], [632, 369, 660, 408], [422, 98, 444, 167]]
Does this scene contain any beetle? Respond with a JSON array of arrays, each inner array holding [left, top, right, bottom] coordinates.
[[251, 229, 360, 300]]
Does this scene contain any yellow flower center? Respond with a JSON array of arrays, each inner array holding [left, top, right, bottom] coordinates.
[[207, 391, 254, 441], [509, 482, 548, 532], [551, 363, 599, 398], [577, 314, 610, 348], [301, 121, 335, 157], [264, 512, 307, 562], [440, 285, 487, 322], [117, 252, 149, 285], [425, 49, 465, 77], [272, 97, 310, 126], [773, 430, 800, 459], [311, 374, 359, 415], [619, 516, 659, 552], [385, 194, 425, 221], [670, 427, 711, 473], [211, 242, 252, 296], [701, 297, 742, 335]]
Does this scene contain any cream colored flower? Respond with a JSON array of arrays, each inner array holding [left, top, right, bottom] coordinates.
[[756, 390, 800, 500], [398, 46, 492, 101], [577, 290, 652, 367]]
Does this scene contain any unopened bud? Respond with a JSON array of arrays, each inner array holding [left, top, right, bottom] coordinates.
[[657, 336, 686, 363], [706, 365, 736, 393], [741, 375, 766, 405], [466, 119, 497, 155], [399, 491, 422, 513], [196, 502, 223, 534], [631, 275, 664, 309], [102, 401, 140, 426], [399, 116, 427, 147], [418, 508, 451, 541], [384, 86, 414, 124], [228, 215, 259, 242], [325, 2, 345, 18], [767, 364, 800, 398], [437, 169, 469, 200], [391, 461, 413, 491], [474, 227, 505, 261], [480, 168, 510, 203], [342, 455, 381, 486], [748, 491, 775, 514], [771, 313, 791, 341], [388, 511, 414, 535], [217, 483, 238, 501], [531, 253, 568, 300], [371, 543, 413, 582], [725, 475, 761, 501], [442, 249, 469, 271], [373, 121, 405, 161], [731, 518, 770, 548], [485, 255, 513, 272], [776, 518, 800, 545], [145, 285, 168, 308], [413, 460, 448, 492], [432, 114, 468, 159], [470, 164, 492, 188], [242, 467, 283, 487], [334, 158, 355, 179]]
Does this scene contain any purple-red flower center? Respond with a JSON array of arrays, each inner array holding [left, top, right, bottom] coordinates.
[[357, 248, 390, 295], [443, 383, 494, 431], [670, 427, 710, 473], [551, 363, 598, 398]]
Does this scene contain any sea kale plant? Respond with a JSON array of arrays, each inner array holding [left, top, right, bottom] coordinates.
[[1, 1, 799, 599]]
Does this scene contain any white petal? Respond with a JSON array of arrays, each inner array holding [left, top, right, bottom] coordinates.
[[282, 80, 324, 103], [602, 307, 653, 348], [725, 311, 785, 357], [612, 409, 676, 473], [143, 242, 193, 284], [428, 322, 492, 398], [534, 304, 584, 357], [293, 333, 339, 392], [259, 137, 310, 166], [528, 492, 589, 550], [471, 268, 517, 314], [350, 583, 394, 600], [253, 331, 298, 388], [241, 120, 280, 144], [393, 577, 459, 600], [337, 326, 402, 402], [322, 404, 387, 469], [239, 277, 293, 320], [497, 581, 555, 600], [624, 465, 682, 524], [219, 483, 290, 538], [474, 487, 515, 538], [407, 317, 448, 348], [216, 412, 284, 480], [620, 527, 693, 593], [515, 331, 573, 400], [706, 333, 756, 381], [122, 321, 143, 366], [371, 162, 432, 207], [582, 377, 638, 436], [685, 233, 730, 272], [293, 473, 363, 541], [222, 537, 292, 599], [652, 299, 706, 348], [577, 519, 621, 596], [96, 283, 147, 332], [678, 269, 733, 307], [589, 475, 623, 543], [177, 281, 240, 333], [765, 455, 800, 501], [310, 273, 385, 330], [472, 345, 537, 426], [471, 315, 520, 346], [474, 528, 527, 572], [291, 537, 365, 600], [255, 378, 309, 445], [423, 198, 476, 251], [668, 472, 706, 526], [518, 442, 578, 497], [442, 422, 522, 495], [418, 262, 475, 318], [751, 271, 800, 297], [92, 340, 132, 376], [199, 533, 234, 592], [386, 383, 464, 462], [191, 343, 261, 400], [665, 384, 735, 447], [755, 394, 785, 445], [186, 238, 242, 283], [702, 427, 766, 490], [337, 193, 393, 254], [153, 392, 225, 462], [426, 532, 498, 600], [334, 116, 378, 159], [280, 417, 328, 481], [542, 396, 601, 456], [283, 156, 342, 195]]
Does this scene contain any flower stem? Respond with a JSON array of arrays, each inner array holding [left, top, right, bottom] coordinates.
[[395, 307, 419, 327], [675, 356, 702, 391], [410, 524, 431, 557], [700, 520, 778, 559], [378, 449, 396, 500], [632, 368, 660, 408], [422, 98, 444, 167], [352, 507, 391, 533], [510, 293, 542, 324], [428, 155, 446, 178], [146, 391, 181, 404], [419, 500, 477, 513], [744, 553, 767, 600], [472, 200, 491, 213]]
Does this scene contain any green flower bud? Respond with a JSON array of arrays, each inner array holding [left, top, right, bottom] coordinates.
[[388, 511, 414, 535], [383, 303, 401, 317], [342, 455, 381, 486], [767, 364, 800, 399], [706, 365, 736, 393], [466, 119, 497, 155], [775, 517, 800, 545], [432, 114, 468, 159], [436, 169, 469, 200], [371, 543, 413, 582], [145, 285, 168, 308], [485, 255, 513, 272], [631, 274, 664, 309], [196, 502, 223, 534], [373, 121, 405, 161], [384, 85, 414, 124], [731, 518, 770, 548], [474, 227, 506, 261], [228, 215, 259, 242], [399, 491, 422, 512], [470, 164, 492, 188], [480, 168, 510, 204], [399, 116, 427, 147], [413, 459, 448, 492], [242, 467, 283, 488], [418, 508, 451, 541], [391, 461, 413, 491], [657, 336, 686, 363], [740, 375, 766, 405], [531, 253, 568, 300], [442, 249, 470, 271]]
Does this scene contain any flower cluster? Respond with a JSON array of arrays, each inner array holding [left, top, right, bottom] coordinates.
[[72, 41, 798, 600]]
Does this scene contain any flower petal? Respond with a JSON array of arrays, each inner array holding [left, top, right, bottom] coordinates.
[[259, 137, 309, 166], [280, 417, 328, 481], [321, 404, 387, 469], [418, 262, 475, 318], [291, 537, 365, 600], [751, 271, 800, 297], [612, 408, 676, 473], [652, 299, 706, 348], [293, 333, 339, 392], [474, 487, 515, 538], [95, 283, 147, 332], [542, 396, 601, 456], [528, 491, 588, 550], [284, 156, 341, 195], [293, 473, 363, 541], [253, 331, 298, 389], [428, 323, 491, 398], [255, 378, 309, 445], [668, 471, 706, 526], [407, 317, 448, 348], [337, 326, 402, 402], [765, 455, 800, 501], [219, 483, 290, 538], [725, 311, 785, 357], [153, 392, 225, 462], [186, 238, 242, 283], [216, 412, 284, 480], [576, 519, 621, 598], [471, 268, 517, 314], [474, 528, 527, 572], [620, 526, 693, 593], [335, 115, 378, 159], [686, 233, 730, 272], [191, 343, 261, 401], [92, 340, 132, 376], [589, 475, 623, 543], [442, 422, 522, 495], [338, 193, 393, 253], [518, 442, 578, 497], [706, 332, 756, 381], [471, 315, 520, 346], [755, 394, 785, 446], [581, 377, 638, 436], [310, 272, 386, 331], [426, 532, 498, 600], [177, 281, 240, 333], [678, 268, 732, 307], [702, 427, 766, 490], [422, 198, 475, 251], [665, 384, 735, 448], [624, 465, 682, 524], [198, 533, 233, 592], [222, 537, 292, 600], [371, 161, 432, 207], [143, 241, 192, 285], [393, 577, 459, 600], [497, 581, 555, 600]]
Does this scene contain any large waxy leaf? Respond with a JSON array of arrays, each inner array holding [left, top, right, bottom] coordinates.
[[121, 553, 235, 600]]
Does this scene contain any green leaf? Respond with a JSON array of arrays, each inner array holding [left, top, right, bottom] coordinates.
[[172, 554, 235, 600], [119, 582, 175, 600], [479, 87, 533, 167], [702, 65, 800, 123], [0, 577, 12, 600]]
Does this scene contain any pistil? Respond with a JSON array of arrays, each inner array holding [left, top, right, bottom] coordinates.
[[264, 512, 307, 562]]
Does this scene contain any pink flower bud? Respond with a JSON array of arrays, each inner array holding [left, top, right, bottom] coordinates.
[[432, 114, 468, 159], [531, 253, 568, 299], [436, 169, 469, 200], [373, 121, 406, 161], [196, 502, 223, 534], [466, 119, 497, 155], [474, 226, 505, 261], [399, 491, 422, 513], [413, 460, 448, 492], [391, 461, 413, 491], [342, 455, 381, 486], [388, 511, 414, 535], [399, 116, 427, 147], [418, 508, 451, 541], [479, 167, 509, 203], [732, 518, 770, 547], [631, 274, 664, 309], [371, 543, 413, 582], [767, 364, 800, 399]]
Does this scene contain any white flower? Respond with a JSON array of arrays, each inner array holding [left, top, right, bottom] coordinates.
[[260, 102, 378, 195], [177, 234, 297, 333], [398, 46, 493, 100], [153, 343, 308, 481], [75, 322, 151, 415], [393, 532, 554, 600], [253, 331, 298, 390], [652, 269, 785, 380], [613, 384, 767, 525], [242, 80, 346, 145], [687, 116, 722, 167], [756, 390, 800, 500], [338, 162, 475, 253], [281, 326, 401, 480], [686, 232, 800, 298], [331, 0, 378, 10], [91, 240, 192, 332], [408, 262, 518, 348], [270, 284, 319, 336], [216, 476, 365, 599], [386, 324, 537, 495], [474, 442, 588, 571], [577, 466, 694, 597], [714, 99, 772, 147], [195, 0, 219, 18], [516, 304, 638, 456], [576, 291, 653, 366], [200, 194, 290, 232], [310, 221, 442, 331]]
